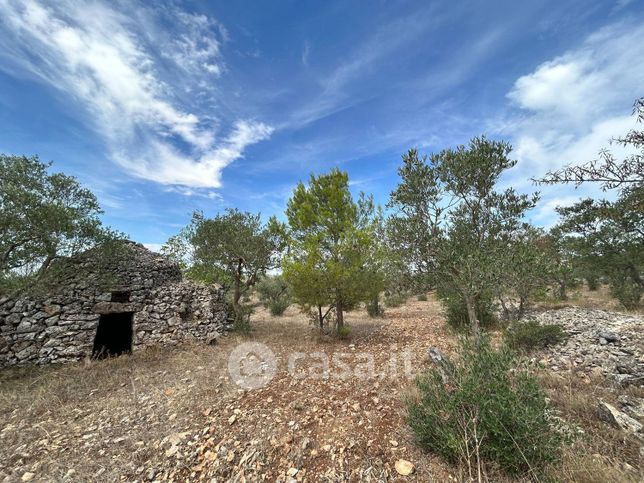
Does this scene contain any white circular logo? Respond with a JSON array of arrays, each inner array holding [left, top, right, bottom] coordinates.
[[227, 342, 278, 390]]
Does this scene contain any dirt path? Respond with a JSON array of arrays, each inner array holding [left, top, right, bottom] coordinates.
[[0, 297, 457, 482]]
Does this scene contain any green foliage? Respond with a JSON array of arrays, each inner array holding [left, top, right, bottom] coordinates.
[[417, 293, 428, 301], [407, 338, 561, 477], [494, 227, 556, 320], [0, 154, 120, 294], [337, 324, 352, 339], [439, 289, 496, 331], [540, 99, 643, 309], [384, 292, 407, 308], [168, 209, 285, 329], [388, 138, 539, 336], [266, 298, 289, 316], [366, 296, 385, 317], [609, 273, 643, 309], [586, 275, 600, 291], [256, 275, 291, 316], [552, 195, 642, 306], [505, 320, 567, 352], [283, 169, 384, 331], [232, 303, 254, 332]]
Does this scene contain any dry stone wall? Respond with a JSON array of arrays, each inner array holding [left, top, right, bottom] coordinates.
[[0, 242, 230, 366]]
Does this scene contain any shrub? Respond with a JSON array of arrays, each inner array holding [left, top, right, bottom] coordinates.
[[268, 298, 290, 316], [366, 296, 384, 317], [233, 304, 253, 332], [417, 293, 428, 301], [609, 275, 642, 309], [440, 292, 496, 331], [337, 324, 352, 339], [586, 276, 600, 291], [407, 338, 561, 477], [385, 293, 407, 308], [505, 320, 566, 352], [256, 275, 291, 316]]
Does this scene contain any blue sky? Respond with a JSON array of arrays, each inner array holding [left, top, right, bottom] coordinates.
[[1, 0, 643, 250]]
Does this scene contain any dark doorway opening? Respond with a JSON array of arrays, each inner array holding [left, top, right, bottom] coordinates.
[[92, 313, 133, 359]]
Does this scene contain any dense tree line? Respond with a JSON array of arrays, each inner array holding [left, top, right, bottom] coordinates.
[[3, 99, 641, 327]]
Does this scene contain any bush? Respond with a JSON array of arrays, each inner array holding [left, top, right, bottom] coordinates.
[[268, 298, 290, 316], [256, 275, 291, 316], [609, 275, 642, 309], [586, 276, 600, 291], [366, 296, 384, 317], [440, 293, 496, 331], [233, 304, 253, 332], [385, 293, 407, 307], [417, 293, 428, 301], [337, 324, 352, 339], [505, 320, 566, 352], [407, 338, 561, 477]]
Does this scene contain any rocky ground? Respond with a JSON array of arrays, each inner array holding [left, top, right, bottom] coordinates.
[[535, 307, 644, 443], [536, 307, 643, 386], [0, 296, 642, 482], [0, 298, 457, 482]]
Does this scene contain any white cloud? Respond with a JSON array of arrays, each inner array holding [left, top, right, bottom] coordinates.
[[494, 21, 644, 223], [0, 0, 272, 189], [504, 21, 644, 168], [165, 185, 224, 201]]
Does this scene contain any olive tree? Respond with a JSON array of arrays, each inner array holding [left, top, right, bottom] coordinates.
[[169, 209, 285, 330], [389, 138, 538, 336], [494, 227, 554, 320], [537, 98, 643, 308], [1, 154, 117, 293]]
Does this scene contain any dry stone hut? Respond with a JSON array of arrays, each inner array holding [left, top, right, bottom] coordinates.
[[0, 241, 229, 366]]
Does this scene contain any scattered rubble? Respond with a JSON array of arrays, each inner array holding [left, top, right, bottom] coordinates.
[[534, 307, 643, 387], [534, 307, 644, 443]]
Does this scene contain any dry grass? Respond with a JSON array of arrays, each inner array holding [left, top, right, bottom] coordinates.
[[0, 343, 236, 481], [538, 370, 643, 482], [0, 295, 641, 481], [535, 284, 643, 315]]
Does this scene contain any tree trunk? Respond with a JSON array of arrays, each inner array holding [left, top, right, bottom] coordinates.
[[318, 305, 324, 331], [626, 262, 643, 287], [499, 297, 510, 321], [517, 297, 526, 321], [37, 253, 55, 277], [464, 295, 480, 339], [557, 280, 567, 300], [336, 299, 344, 329], [232, 258, 244, 328]]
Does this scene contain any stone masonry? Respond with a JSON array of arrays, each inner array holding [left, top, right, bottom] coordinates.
[[0, 241, 229, 366]]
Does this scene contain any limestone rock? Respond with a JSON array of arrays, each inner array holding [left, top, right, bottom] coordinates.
[[597, 400, 643, 435], [537, 308, 643, 387], [395, 459, 415, 476]]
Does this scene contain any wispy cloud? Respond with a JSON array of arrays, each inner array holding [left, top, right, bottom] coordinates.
[[284, 5, 445, 130], [0, 0, 273, 189], [301, 40, 310, 67]]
